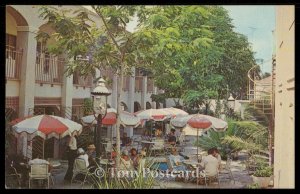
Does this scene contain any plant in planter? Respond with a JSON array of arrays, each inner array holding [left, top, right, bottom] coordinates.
[[247, 183, 260, 189], [252, 165, 273, 188]]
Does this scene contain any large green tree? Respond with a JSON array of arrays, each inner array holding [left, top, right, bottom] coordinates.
[[133, 6, 255, 110], [38, 5, 143, 169]]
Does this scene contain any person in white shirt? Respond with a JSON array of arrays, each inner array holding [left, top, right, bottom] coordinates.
[[76, 148, 89, 167], [64, 135, 78, 182], [169, 147, 187, 171], [68, 135, 77, 151], [199, 148, 219, 177], [212, 148, 222, 170]]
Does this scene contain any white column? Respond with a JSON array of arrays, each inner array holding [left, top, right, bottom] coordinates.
[[141, 76, 147, 110], [239, 100, 250, 119], [17, 26, 37, 117], [152, 86, 158, 109], [128, 67, 135, 113], [125, 127, 133, 138], [111, 75, 118, 109]]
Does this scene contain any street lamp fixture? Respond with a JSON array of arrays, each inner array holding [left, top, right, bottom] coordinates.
[[91, 78, 111, 164]]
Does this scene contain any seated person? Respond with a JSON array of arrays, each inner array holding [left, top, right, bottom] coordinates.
[[129, 148, 140, 169], [86, 144, 96, 167], [76, 148, 89, 168], [167, 129, 177, 146], [198, 148, 219, 178], [155, 128, 163, 138], [168, 147, 186, 171], [212, 148, 222, 170], [121, 133, 132, 147], [120, 150, 133, 170]]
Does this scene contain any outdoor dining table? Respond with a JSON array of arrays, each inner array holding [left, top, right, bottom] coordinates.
[[49, 160, 61, 168], [183, 160, 199, 166]]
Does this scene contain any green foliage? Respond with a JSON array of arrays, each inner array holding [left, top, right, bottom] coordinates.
[[244, 105, 269, 127], [253, 165, 273, 177], [83, 98, 93, 115], [88, 155, 159, 189], [134, 6, 255, 108], [197, 119, 268, 159], [247, 183, 260, 189]]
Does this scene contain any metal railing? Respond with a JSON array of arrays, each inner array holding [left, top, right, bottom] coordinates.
[[35, 53, 64, 84], [6, 48, 22, 80]]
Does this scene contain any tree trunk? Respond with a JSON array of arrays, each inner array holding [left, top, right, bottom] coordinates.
[[115, 56, 124, 169]]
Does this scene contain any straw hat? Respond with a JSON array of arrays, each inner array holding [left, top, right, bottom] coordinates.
[[87, 144, 96, 149]]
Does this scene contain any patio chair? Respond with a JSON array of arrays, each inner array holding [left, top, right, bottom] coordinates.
[[29, 164, 51, 189], [218, 157, 235, 184], [132, 137, 142, 151], [195, 168, 220, 188], [5, 164, 21, 189], [71, 158, 92, 186], [150, 139, 165, 156]]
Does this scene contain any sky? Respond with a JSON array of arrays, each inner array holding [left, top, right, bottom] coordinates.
[[223, 6, 276, 73]]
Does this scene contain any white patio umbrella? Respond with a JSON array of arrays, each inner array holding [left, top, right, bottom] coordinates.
[[134, 108, 171, 121], [162, 107, 188, 118]]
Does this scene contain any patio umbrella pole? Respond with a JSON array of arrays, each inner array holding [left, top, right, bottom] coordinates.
[[197, 128, 199, 162], [43, 139, 45, 159]]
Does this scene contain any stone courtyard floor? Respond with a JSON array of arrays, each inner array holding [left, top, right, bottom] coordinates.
[[44, 155, 253, 189]]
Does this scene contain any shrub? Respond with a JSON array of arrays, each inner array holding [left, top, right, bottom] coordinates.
[[253, 165, 273, 177]]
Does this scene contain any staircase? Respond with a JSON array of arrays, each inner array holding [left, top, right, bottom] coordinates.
[[247, 65, 274, 116], [247, 61, 275, 165]]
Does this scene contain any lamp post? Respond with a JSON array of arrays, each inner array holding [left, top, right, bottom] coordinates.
[[91, 78, 111, 164], [227, 93, 235, 116]]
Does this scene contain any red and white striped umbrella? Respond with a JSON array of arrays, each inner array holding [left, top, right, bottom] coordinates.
[[12, 115, 83, 139], [81, 108, 141, 127], [171, 114, 228, 132]]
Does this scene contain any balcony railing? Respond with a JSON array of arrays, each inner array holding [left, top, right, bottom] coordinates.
[[35, 53, 64, 84], [6, 48, 22, 80]]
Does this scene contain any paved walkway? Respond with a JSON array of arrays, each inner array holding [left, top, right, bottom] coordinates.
[[45, 154, 253, 189]]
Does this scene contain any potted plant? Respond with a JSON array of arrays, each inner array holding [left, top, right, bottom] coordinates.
[[252, 164, 273, 188]]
